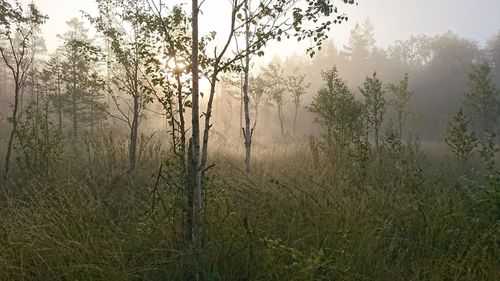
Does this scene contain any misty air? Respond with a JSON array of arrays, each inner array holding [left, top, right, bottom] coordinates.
[[0, 0, 499, 280]]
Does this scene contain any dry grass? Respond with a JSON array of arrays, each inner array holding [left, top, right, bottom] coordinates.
[[0, 135, 498, 280]]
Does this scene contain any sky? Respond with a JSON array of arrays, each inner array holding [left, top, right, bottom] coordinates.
[[24, 0, 500, 56]]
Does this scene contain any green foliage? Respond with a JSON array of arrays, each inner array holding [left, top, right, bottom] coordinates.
[[464, 63, 499, 132], [478, 128, 498, 171], [261, 237, 325, 280], [344, 18, 375, 61], [14, 102, 64, 176], [380, 120, 425, 192], [0, 0, 48, 179], [444, 108, 477, 162], [0, 139, 498, 280], [360, 71, 385, 148], [0, 0, 48, 37], [400, 137, 425, 191], [387, 73, 413, 140], [1, 2, 499, 280], [486, 172, 500, 218], [349, 133, 370, 184], [308, 66, 364, 148], [59, 18, 108, 137], [462, 63, 500, 170], [388, 35, 433, 68], [262, 62, 288, 136], [487, 31, 500, 82], [288, 72, 310, 135], [249, 76, 266, 112], [262, 62, 287, 106], [287, 73, 309, 108], [226, 0, 358, 60], [43, 56, 64, 128], [382, 120, 402, 160]]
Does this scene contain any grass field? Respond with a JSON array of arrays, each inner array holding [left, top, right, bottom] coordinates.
[[0, 135, 498, 280]]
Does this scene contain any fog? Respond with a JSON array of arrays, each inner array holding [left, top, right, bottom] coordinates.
[[20, 0, 500, 53], [6, 0, 498, 143], [2, 0, 500, 161], [1, 1, 499, 279]]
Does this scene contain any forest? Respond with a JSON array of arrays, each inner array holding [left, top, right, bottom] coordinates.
[[0, 0, 499, 280]]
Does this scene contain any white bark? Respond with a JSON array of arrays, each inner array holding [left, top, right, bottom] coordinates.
[[242, 0, 252, 173], [189, 0, 203, 248]]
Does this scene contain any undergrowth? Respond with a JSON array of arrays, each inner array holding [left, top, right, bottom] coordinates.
[[0, 136, 498, 281]]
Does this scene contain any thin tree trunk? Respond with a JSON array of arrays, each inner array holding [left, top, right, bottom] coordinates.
[[278, 103, 284, 137], [90, 91, 95, 136], [128, 55, 140, 173], [254, 104, 260, 128], [293, 104, 298, 137], [35, 77, 40, 120], [3, 83, 20, 180], [189, 0, 203, 249], [128, 94, 139, 173], [43, 89, 50, 176], [72, 87, 77, 139], [239, 76, 243, 140], [175, 73, 190, 243], [176, 73, 187, 169], [34, 77, 40, 165], [201, 68, 218, 173], [242, 0, 252, 173], [398, 112, 403, 142], [57, 76, 62, 132], [198, 6, 234, 248]]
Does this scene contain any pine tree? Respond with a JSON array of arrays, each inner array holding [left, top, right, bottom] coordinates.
[[60, 19, 92, 139], [343, 18, 376, 62], [44, 56, 64, 132], [59, 18, 106, 139]]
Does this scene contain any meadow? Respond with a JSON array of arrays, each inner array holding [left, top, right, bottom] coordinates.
[[0, 134, 498, 281]]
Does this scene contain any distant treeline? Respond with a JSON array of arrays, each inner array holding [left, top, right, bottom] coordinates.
[[213, 19, 500, 141]]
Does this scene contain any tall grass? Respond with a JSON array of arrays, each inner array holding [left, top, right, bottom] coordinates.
[[0, 135, 498, 280]]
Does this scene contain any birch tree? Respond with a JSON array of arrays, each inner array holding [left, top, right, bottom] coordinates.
[[144, 2, 192, 170], [249, 75, 266, 126], [188, 0, 358, 247], [360, 71, 385, 150], [235, 0, 357, 172], [190, 0, 203, 248], [445, 108, 477, 163], [0, 0, 47, 180], [309, 66, 363, 148], [288, 73, 309, 137], [90, 0, 155, 173], [242, 0, 252, 172], [262, 62, 287, 137], [387, 73, 412, 141]]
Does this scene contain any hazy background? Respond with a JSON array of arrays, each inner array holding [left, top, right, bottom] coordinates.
[[5, 0, 500, 142], [26, 0, 500, 54]]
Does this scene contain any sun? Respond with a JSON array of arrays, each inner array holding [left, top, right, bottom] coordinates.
[[166, 57, 187, 71]]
